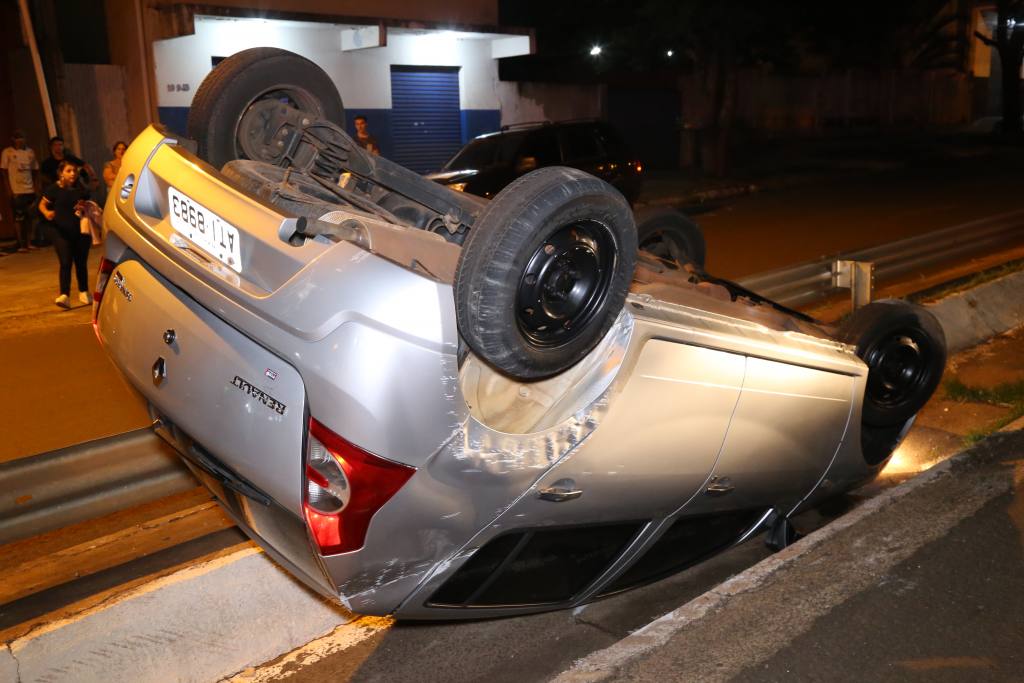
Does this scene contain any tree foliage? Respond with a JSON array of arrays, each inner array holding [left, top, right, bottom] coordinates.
[[974, 0, 1024, 135]]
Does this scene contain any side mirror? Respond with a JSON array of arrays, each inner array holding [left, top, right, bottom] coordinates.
[[516, 156, 538, 173]]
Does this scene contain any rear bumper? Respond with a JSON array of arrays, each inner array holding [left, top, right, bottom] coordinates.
[[152, 411, 338, 599]]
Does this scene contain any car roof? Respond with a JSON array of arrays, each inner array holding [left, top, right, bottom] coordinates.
[[473, 119, 605, 141]]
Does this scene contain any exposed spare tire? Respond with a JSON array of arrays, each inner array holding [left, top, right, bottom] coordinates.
[[455, 166, 637, 380], [188, 48, 345, 169], [839, 300, 946, 427], [635, 207, 706, 269]]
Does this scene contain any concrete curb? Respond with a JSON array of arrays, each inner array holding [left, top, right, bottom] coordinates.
[[3, 549, 356, 683], [926, 269, 1024, 353]]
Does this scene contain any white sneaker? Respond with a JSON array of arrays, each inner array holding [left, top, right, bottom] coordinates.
[[79, 292, 92, 305], [55, 294, 70, 309]]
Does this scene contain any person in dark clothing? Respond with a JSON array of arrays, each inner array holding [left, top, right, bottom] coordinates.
[[40, 136, 96, 189], [353, 116, 380, 155], [39, 160, 91, 308]]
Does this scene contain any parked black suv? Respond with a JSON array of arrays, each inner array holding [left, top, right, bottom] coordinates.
[[427, 120, 644, 204]]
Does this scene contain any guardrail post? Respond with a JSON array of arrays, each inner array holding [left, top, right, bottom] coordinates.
[[832, 259, 874, 309]]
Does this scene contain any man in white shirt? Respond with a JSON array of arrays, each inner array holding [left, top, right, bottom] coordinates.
[[1, 130, 41, 253]]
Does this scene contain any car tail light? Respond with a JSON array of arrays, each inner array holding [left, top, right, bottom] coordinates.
[[92, 257, 117, 324], [631, 161, 644, 174], [304, 418, 416, 555]]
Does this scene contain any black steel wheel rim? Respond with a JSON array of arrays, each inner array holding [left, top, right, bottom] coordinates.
[[235, 85, 321, 162], [516, 220, 616, 348], [862, 328, 935, 411], [639, 228, 687, 267]]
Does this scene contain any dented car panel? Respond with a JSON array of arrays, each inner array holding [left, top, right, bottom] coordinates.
[[96, 126, 903, 619]]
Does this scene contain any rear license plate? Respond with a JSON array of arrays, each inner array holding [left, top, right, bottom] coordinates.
[[168, 186, 242, 273]]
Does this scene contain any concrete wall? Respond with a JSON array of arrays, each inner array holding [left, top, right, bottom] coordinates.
[[679, 69, 974, 138], [105, 0, 153, 137], [61, 64, 132, 203], [147, 0, 498, 26], [494, 81, 603, 126]]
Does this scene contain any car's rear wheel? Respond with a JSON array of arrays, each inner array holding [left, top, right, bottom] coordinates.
[[635, 207, 706, 269], [839, 300, 946, 427], [188, 48, 345, 169], [455, 166, 637, 380]]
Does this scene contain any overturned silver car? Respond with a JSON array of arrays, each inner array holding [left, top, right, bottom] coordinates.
[[94, 49, 945, 619]]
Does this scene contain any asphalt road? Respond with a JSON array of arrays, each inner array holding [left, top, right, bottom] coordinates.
[[697, 151, 1024, 280]]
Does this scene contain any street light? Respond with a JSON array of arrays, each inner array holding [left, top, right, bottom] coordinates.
[[589, 45, 602, 56], [666, 49, 674, 57]]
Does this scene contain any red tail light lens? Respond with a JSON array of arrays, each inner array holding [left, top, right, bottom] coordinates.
[[304, 418, 416, 555], [92, 257, 117, 323], [631, 161, 644, 174]]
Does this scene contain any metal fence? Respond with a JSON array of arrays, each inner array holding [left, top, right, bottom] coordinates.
[[736, 209, 1024, 308]]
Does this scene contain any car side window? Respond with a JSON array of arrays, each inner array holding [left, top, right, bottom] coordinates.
[[562, 125, 605, 163], [518, 129, 560, 167], [594, 124, 628, 159]]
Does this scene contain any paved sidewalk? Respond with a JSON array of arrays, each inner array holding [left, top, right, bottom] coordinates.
[[0, 248, 150, 463]]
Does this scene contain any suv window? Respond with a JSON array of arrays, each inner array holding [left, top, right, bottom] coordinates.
[[518, 128, 561, 166], [444, 133, 526, 171], [561, 125, 604, 162], [594, 123, 628, 159]]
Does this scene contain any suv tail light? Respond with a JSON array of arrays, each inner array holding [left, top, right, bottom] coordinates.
[[92, 256, 117, 323], [304, 418, 416, 555]]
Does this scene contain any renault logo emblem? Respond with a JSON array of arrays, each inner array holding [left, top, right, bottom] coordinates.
[[152, 357, 167, 386]]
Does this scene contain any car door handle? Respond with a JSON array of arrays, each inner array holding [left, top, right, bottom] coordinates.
[[538, 478, 582, 502], [706, 476, 734, 496]]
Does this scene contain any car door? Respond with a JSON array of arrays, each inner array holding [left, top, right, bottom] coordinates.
[[559, 123, 609, 180], [686, 356, 855, 518], [432, 339, 743, 608], [515, 127, 561, 176], [486, 339, 744, 534]]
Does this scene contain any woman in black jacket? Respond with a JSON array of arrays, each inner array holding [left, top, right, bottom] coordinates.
[[39, 160, 91, 308]]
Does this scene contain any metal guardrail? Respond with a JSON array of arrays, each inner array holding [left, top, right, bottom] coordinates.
[[736, 209, 1024, 308], [0, 428, 194, 545]]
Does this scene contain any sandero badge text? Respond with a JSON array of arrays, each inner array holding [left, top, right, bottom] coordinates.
[[230, 375, 287, 415]]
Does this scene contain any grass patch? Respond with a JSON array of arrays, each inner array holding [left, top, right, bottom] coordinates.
[[910, 258, 1024, 304], [944, 377, 1024, 444]]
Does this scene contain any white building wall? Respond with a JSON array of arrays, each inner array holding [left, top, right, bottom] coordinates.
[[154, 17, 505, 111]]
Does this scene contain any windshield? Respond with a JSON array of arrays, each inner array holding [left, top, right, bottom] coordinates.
[[443, 133, 526, 171]]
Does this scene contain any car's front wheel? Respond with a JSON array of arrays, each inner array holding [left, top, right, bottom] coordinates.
[[635, 207, 706, 270], [840, 300, 947, 427], [455, 167, 637, 380]]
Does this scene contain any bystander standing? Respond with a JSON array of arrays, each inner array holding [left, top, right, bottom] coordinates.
[[40, 136, 97, 190], [353, 116, 380, 155], [103, 140, 127, 190], [39, 160, 92, 309], [1, 130, 41, 254]]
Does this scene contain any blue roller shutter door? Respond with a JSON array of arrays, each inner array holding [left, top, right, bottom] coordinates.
[[390, 66, 462, 173]]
